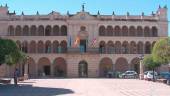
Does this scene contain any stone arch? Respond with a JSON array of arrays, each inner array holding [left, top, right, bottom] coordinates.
[[60, 40, 67, 53], [144, 26, 151, 37], [115, 41, 121, 54], [122, 26, 128, 36], [53, 40, 59, 53], [29, 41, 36, 53], [38, 57, 51, 76], [99, 26, 106, 36], [115, 57, 128, 72], [137, 41, 144, 54], [99, 57, 113, 77], [15, 25, 22, 36], [38, 25, 44, 36], [99, 41, 106, 53], [78, 60, 88, 77], [61, 25, 67, 36], [22, 41, 28, 53], [145, 41, 151, 54], [130, 41, 137, 54], [37, 41, 44, 53], [45, 25, 51, 36], [130, 57, 140, 73], [106, 26, 113, 36], [27, 57, 36, 78], [53, 25, 59, 36], [30, 25, 36, 36], [106, 41, 114, 54], [137, 26, 143, 37], [8, 25, 14, 36], [114, 26, 121, 36], [129, 26, 136, 36], [45, 40, 52, 53], [152, 26, 158, 37], [23, 25, 29, 36], [53, 57, 67, 77], [122, 41, 129, 54]]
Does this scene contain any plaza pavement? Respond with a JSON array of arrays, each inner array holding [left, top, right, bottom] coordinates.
[[0, 78, 170, 96]]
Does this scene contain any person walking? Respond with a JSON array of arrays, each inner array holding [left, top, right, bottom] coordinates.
[[14, 68, 19, 86]]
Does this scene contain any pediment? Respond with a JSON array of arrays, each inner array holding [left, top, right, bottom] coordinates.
[[69, 12, 97, 20]]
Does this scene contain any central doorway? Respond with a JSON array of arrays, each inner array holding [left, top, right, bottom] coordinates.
[[79, 61, 88, 77], [44, 65, 50, 76], [80, 40, 87, 53]]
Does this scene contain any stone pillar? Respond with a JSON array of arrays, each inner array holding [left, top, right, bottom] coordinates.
[[24, 63, 28, 80], [50, 63, 54, 77], [139, 60, 144, 80]]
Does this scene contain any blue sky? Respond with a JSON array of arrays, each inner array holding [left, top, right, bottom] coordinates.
[[1, 0, 169, 35]]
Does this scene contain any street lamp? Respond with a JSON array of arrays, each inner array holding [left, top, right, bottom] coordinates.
[[139, 54, 144, 80]]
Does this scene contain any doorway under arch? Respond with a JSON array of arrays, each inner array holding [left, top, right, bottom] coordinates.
[[78, 60, 88, 77]]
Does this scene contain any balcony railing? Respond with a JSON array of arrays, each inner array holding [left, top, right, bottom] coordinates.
[[68, 47, 99, 54]]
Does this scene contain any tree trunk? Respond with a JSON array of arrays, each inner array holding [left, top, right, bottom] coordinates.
[[153, 68, 155, 82]]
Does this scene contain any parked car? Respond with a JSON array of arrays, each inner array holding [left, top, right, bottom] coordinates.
[[121, 71, 138, 79], [159, 72, 170, 85], [144, 71, 158, 81]]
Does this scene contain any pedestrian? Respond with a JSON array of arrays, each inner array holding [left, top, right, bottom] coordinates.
[[14, 68, 19, 86]]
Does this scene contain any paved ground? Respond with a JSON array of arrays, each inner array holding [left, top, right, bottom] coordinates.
[[0, 78, 170, 96]]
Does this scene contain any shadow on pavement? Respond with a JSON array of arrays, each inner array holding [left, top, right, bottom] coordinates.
[[0, 84, 74, 96]]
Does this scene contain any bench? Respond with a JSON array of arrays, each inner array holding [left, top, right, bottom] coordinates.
[[157, 79, 167, 83]]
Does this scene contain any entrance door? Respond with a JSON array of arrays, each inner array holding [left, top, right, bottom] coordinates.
[[80, 40, 87, 53], [44, 65, 50, 76], [79, 61, 88, 77]]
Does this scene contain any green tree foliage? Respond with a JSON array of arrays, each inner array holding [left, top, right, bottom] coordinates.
[[0, 39, 26, 66], [143, 55, 160, 70], [152, 37, 170, 65]]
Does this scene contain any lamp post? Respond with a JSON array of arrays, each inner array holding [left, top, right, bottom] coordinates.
[[24, 56, 29, 80], [139, 54, 144, 80]]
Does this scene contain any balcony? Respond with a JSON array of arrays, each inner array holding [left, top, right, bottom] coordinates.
[[68, 47, 99, 54]]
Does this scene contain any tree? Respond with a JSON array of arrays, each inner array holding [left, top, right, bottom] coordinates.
[[152, 37, 170, 65], [143, 55, 160, 81], [0, 39, 26, 66]]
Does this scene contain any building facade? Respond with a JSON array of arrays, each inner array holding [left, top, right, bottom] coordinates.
[[0, 5, 169, 78]]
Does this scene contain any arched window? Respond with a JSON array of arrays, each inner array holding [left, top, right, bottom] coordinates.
[[53, 25, 59, 36], [122, 41, 129, 54], [53, 41, 59, 53], [122, 26, 128, 36], [37, 41, 44, 53], [60, 41, 67, 53], [15, 25, 22, 36], [152, 26, 158, 37], [130, 41, 137, 54], [38, 25, 44, 36], [29, 41, 36, 53], [45, 41, 52, 53], [99, 41, 106, 54], [137, 42, 144, 54], [45, 25, 51, 36], [114, 26, 121, 36], [106, 26, 113, 36], [61, 25, 67, 36], [23, 25, 29, 36], [8, 26, 14, 36], [144, 26, 151, 37], [22, 41, 28, 53], [137, 26, 143, 37], [115, 41, 121, 54], [99, 26, 106, 36], [30, 25, 36, 36], [145, 42, 151, 54], [129, 26, 136, 36], [106, 41, 114, 54]]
